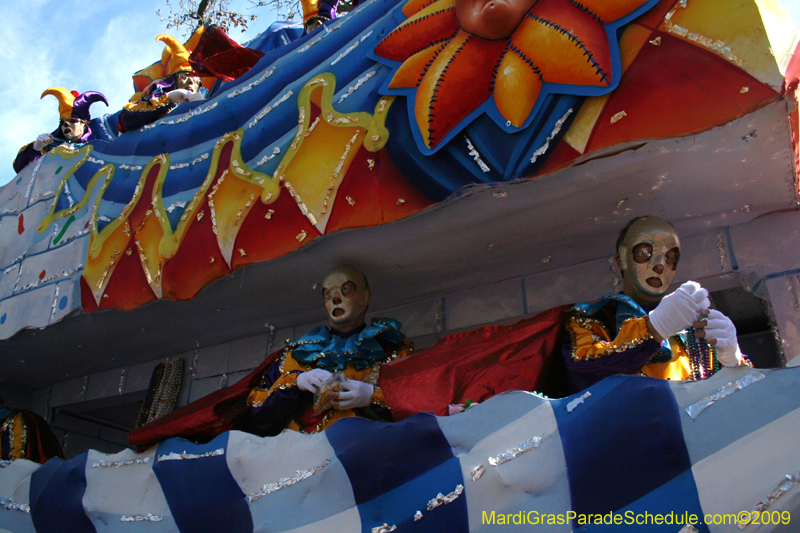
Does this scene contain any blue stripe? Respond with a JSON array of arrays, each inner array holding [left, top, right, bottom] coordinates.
[[153, 432, 252, 533], [357, 457, 468, 533], [553, 377, 692, 518], [29, 451, 96, 533], [326, 414, 467, 532], [574, 470, 707, 532]]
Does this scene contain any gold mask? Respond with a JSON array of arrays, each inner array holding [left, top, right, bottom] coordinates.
[[618, 217, 681, 306], [321, 265, 370, 333]]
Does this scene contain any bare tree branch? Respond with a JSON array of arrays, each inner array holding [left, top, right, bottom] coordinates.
[[157, 0, 302, 37]]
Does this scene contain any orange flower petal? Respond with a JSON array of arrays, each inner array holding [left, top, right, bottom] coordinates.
[[388, 41, 449, 89], [494, 48, 543, 127], [572, 0, 652, 24], [374, 4, 458, 63], [512, 0, 611, 87], [415, 31, 507, 148]]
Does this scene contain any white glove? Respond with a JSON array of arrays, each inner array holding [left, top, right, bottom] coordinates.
[[335, 379, 374, 410], [296, 368, 332, 393], [33, 133, 54, 151], [167, 89, 205, 103], [703, 309, 743, 366], [649, 281, 709, 339]]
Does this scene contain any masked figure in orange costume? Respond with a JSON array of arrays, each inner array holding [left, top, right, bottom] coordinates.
[[563, 216, 746, 393]]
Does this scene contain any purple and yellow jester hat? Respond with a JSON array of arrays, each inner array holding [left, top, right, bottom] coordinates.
[[41, 87, 109, 123]]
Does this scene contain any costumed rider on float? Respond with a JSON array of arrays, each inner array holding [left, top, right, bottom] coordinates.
[[302, 0, 358, 33], [563, 216, 747, 393], [13, 88, 108, 174], [246, 264, 414, 435], [117, 34, 205, 132]]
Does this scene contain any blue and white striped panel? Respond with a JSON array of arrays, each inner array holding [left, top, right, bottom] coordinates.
[[226, 429, 359, 532], [438, 391, 572, 532], [553, 375, 703, 533], [152, 432, 251, 532], [3, 368, 800, 533], [673, 368, 800, 533], [0, 459, 38, 533], [326, 414, 467, 533], [83, 446, 177, 532], [29, 452, 96, 533]]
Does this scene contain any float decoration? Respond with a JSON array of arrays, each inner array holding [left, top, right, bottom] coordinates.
[[370, 0, 660, 153], [3, 367, 799, 532], [0, 0, 797, 353]]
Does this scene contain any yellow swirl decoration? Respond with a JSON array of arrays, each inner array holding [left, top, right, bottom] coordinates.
[[38, 73, 395, 306], [37, 144, 101, 233], [276, 71, 394, 233], [78, 130, 279, 304]]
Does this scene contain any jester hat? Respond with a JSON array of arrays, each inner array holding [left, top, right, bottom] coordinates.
[[41, 88, 109, 123], [157, 34, 195, 75]]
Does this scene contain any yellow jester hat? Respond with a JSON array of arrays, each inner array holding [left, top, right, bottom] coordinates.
[[157, 33, 197, 76]]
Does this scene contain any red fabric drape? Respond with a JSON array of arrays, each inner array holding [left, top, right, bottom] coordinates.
[[128, 349, 282, 450], [129, 305, 569, 449], [379, 305, 570, 420], [189, 25, 265, 82]]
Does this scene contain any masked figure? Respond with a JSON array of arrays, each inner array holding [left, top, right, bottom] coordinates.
[[13, 88, 108, 174], [118, 34, 206, 133], [246, 265, 414, 435], [301, 0, 359, 33], [563, 216, 746, 393]]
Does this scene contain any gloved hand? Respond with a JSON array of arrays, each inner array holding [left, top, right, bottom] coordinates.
[[702, 309, 743, 366], [334, 379, 374, 410], [186, 90, 205, 102], [33, 133, 54, 151], [648, 281, 710, 340], [296, 368, 332, 393], [167, 89, 204, 103]]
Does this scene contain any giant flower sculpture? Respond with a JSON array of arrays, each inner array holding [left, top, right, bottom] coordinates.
[[372, 0, 657, 152]]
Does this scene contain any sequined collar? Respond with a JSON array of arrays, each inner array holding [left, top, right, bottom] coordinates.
[[290, 318, 406, 371]]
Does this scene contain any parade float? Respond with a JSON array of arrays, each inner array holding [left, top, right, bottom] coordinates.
[[1, 0, 800, 530]]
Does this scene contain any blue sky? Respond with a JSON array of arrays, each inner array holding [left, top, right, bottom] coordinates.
[[0, 0, 283, 186], [1, 0, 799, 186]]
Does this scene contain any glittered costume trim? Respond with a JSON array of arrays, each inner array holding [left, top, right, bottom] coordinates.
[[567, 314, 652, 362], [246, 353, 300, 408]]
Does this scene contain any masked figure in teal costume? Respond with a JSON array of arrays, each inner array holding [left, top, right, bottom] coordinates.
[[246, 265, 414, 435]]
